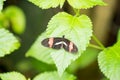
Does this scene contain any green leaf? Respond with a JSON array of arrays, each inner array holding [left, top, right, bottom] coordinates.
[[28, 0, 65, 9], [51, 50, 80, 76], [26, 12, 92, 76], [98, 40, 120, 80], [0, 0, 6, 11], [0, 71, 26, 80], [26, 33, 54, 64], [67, 0, 106, 9], [3, 6, 26, 34], [0, 28, 20, 57], [47, 12, 92, 75], [33, 71, 76, 80], [0, 12, 9, 28]]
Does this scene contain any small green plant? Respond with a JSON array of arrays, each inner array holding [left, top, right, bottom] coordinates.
[[0, 0, 120, 80], [0, 5, 25, 57]]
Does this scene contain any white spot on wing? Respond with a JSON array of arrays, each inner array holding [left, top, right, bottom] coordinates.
[[55, 41, 67, 47]]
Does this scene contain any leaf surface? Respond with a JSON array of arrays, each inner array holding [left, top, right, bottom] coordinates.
[[26, 33, 54, 64], [67, 0, 106, 9], [0, 71, 26, 80], [26, 12, 92, 75], [0, 28, 20, 57], [47, 12, 92, 75], [28, 0, 65, 9], [98, 40, 120, 80], [33, 71, 76, 80], [0, 0, 6, 11]]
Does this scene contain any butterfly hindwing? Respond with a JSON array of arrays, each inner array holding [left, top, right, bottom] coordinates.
[[62, 39, 78, 53]]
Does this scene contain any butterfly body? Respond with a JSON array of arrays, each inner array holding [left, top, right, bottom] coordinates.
[[41, 36, 78, 53]]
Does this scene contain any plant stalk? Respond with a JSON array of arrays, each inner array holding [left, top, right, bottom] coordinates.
[[92, 35, 105, 50]]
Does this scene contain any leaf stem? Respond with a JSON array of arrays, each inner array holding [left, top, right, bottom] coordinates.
[[88, 44, 103, 50], [73, 8, 80, 16], [92, 35, 105, 50]]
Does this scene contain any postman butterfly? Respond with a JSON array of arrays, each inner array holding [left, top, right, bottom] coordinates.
[[41, 36, 78, 53]]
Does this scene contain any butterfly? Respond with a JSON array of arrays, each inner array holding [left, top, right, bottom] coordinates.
[[41, 36, 78, 53]]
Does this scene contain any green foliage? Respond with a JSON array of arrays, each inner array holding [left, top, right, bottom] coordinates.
[[47, 12, 92, 75], [28, 0, 65, 9], [26, 12, 92, 76], [0, 6, 26, 34], [0, 0, 6, 11], [33, 71, 76, 80], [3, 6, 26, 34], [26, 33, 54, 64], [0, 71, 76, 80], [0, 71, 26, 80], [98, 40, 120, 80], [0, 12, 9, 28], [28, 0, 106, 9], [68, 47, 99, 73], [0, 0, 110, 80], [67, 0, 106, 9], [0, 28, 20, 57]]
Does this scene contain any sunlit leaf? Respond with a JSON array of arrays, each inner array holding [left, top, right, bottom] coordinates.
[[33, 71, 76, 80], [26, 12, 92, 76], [98, 40, 120, 80], [0, 71, 26, 80], [50, 49, 79, 76], [67, 0, 106, 9], [28, 0, 65, 9], [47, 12, 92, 75], [0, 0, 6, 11], [0, 28, 20, 57], [3, 6, 26, 34], [26, 33, 54, 64]]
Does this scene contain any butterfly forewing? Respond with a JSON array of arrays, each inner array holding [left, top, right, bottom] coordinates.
[[41, 38, 49, 47]]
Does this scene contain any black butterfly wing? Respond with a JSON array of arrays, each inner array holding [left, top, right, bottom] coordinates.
[[41, 37, 78, 53], [41, 37, 63, 49], [41, 38, 49, 47], [63, 39, 78, 53], [52, 38, 63, 49]]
